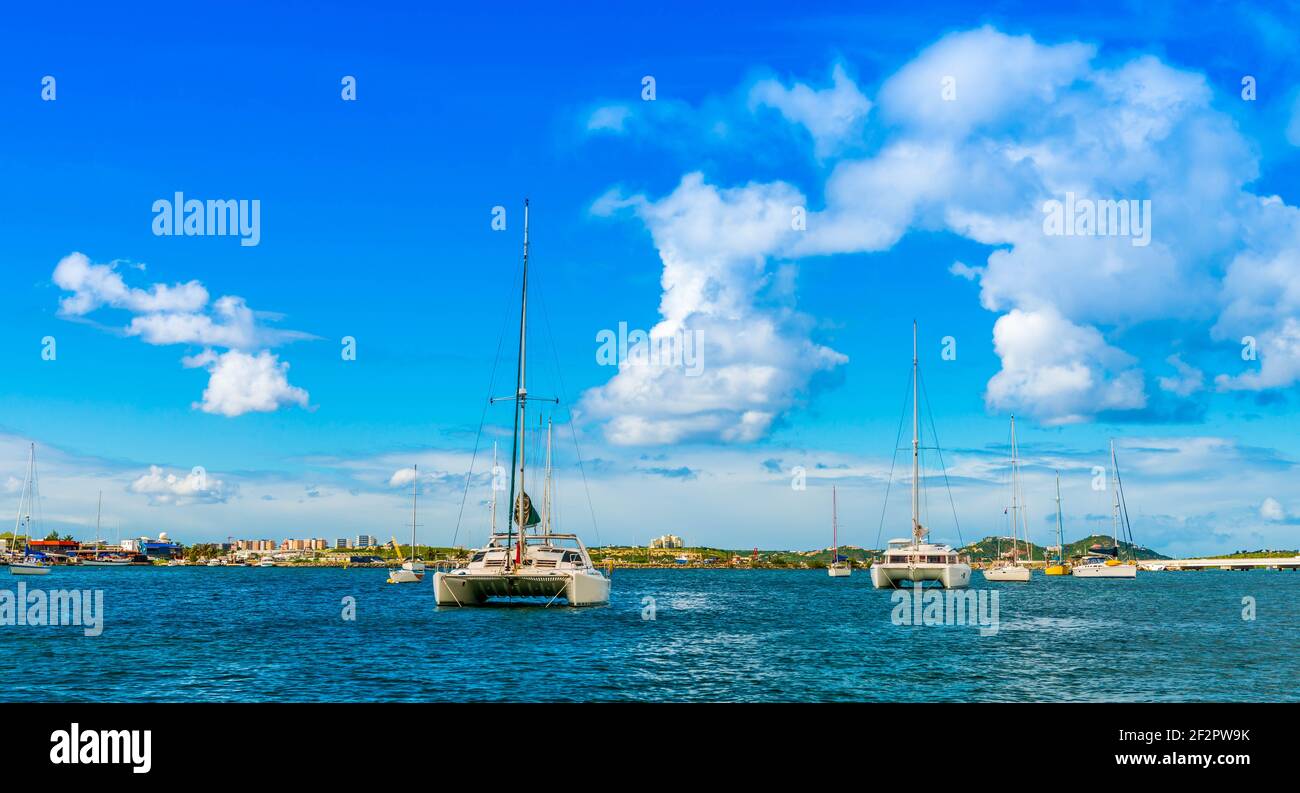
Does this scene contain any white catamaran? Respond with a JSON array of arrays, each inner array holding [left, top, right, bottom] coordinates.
[[1072, 441, 1137, 579], [870, 323, 971, 590], [827, 486, 851, 577], [985, 415, 1033, 582], [8, 443, 52, 576], [433, 200, 610, 607]]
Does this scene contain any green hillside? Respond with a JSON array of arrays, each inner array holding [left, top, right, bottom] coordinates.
[[1062, 534, 1168, 560], [959, 533, 1168, 562], [958, 536, 1052, 562]]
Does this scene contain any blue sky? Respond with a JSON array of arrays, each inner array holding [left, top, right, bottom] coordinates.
[[2, 1, 1299, 555]]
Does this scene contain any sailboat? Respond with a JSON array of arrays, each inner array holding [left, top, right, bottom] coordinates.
[[433, 200, 610, 606], [83, 493, 131, 566], [1044, 472, 1070, 575], [985, 416, 1032, 582], [827, 486, 851, 577], [387, 464, 426, 584], [8, 444, 52, 576], [1072, 441, 1137, 578], [870, 323, 972, 589]]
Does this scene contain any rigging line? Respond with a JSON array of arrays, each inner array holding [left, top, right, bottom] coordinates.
[[875, 370, 913, 550], [919, 366, 964, 547], [450, 252, 523, 550], [1113, 448, 1136, 552], [533, 270, 601, 548]]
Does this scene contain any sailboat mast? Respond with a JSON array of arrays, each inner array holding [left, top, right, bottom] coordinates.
[[911, 321, 920, 547], [96, 491, 103, 544], [832, 485, 838, 558], [490, 442, 499, 534], [411, 464, 418, 557], [1010, 416, 1019, 558], [14, 443, 33, 540], [543, 417, 553, 538], [504, 199, 530, 571], [1109, 440, 1119, 552], [1054, 471, 1063, 562]]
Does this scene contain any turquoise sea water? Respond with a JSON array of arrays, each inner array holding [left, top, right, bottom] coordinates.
[[1, 567, 1296, 702]]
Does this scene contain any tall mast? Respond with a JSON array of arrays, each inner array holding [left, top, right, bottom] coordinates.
[[1054, 470, 1063, 563], [1110, 440, 1119, 551], [411, 464, 418, 558], [911, 321, 920, 547], [543, 417, 553, 538], [1009, 416, 1019, 559], [13, 444, 35, 553], [504, 200, 530, 571], [490, 442, 499, 534], [96, 491, 103, 544], [832, 486, 839, 560]]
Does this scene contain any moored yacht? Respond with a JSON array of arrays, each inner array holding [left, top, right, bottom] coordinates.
[[433, 201, 609, 607], [869, 323, 971, 590], [387, 464, 426, 584], [1071, 441, 1137, 579], [827, 486, 851, 577], [8, 444, 53, 577], [984, 416, 1033, 582], [1043, 472, 1071, 575]]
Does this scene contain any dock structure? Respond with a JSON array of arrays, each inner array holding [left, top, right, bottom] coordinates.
[[1138, 556, 1300, 571]]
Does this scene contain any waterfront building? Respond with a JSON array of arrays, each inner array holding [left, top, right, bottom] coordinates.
[[650, 534, 684, 549]]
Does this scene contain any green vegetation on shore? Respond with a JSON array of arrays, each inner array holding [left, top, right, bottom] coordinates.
[[957, 533, 1168, 562]]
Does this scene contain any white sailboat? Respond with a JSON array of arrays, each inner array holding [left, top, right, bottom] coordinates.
[[433, 200, 610, 606], [870, 323, 972, 590], [387, 464, 426, 584], [1073, 441, 1137, 579], [8, 443, 52, 576], [985, 416, 1033, 582], [827, 486, 851, 577]]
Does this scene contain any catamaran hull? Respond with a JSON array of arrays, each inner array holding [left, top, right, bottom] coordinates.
[[870, 563, 970, 589], [1072, 564, 1137, 578], [433, 570, 610, 606], [9, 564, 51, 575], [983, 566, 1032, 582]]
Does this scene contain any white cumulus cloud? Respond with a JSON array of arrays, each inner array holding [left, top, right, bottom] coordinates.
[[1260, 497, 1286, 522], [128, 465, 231, 505], [52, 253, 313, 417], [749, 64, 871, 157], [585, 173, 847, 445], [183, 349, 310, 417]]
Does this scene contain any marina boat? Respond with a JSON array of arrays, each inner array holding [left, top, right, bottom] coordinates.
[[82, 493, 132, 566], [1072, 441, 1137, 579], [8, 443, 53, 576], [984, 416, 1033, 583], [387, 464, 426, 584], [258, 558, 275, 567], [827, 486, 851, 577], [1043, 472, 1070, 575], [870, 323, 971, 590], [10, 554, 52, 575], [433, 201, 610, 607]]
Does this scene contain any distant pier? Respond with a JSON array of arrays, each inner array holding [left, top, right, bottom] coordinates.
[[1139, 556, 1300, 571]]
